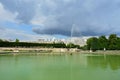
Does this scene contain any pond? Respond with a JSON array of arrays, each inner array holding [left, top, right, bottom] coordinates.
[[0, 53, 120, 80]]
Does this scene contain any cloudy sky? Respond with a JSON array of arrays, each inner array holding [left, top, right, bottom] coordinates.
[[0, 0, 120, 41]]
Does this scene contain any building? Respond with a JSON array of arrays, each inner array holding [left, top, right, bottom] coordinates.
[[37, 37, 89, 46]]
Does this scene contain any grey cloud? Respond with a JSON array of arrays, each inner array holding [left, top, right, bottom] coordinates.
[[1, 0, 120, 36], [0, 0, 36, 23], [33, 28, 71, 36]]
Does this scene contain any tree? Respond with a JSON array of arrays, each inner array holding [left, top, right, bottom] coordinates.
[[66, 43, 80, 48], [87, 37, 100, 51], [86, 34, 120, 51], [81, 45, 87, 50], [67, 43, 75, 48], [0, 39, 3, 42], [86, 38, 93, 50], [98, 35, 108, 50], [108, 34, 118, 50], [116, 37, 120, 50], [15, 39, 19, 43]]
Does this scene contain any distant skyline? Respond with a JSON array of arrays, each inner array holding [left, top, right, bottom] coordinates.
[[0, 0, 120, 41]]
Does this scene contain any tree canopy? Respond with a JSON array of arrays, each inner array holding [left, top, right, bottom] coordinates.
[[86, 34, 120, 51], [0, 39, 80, 49]]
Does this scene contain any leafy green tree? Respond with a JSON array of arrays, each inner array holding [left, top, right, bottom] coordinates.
[[81, 45, 87, 50], [74, 45, 81, 49], [15, 39, 19, 43], [86, 38, 93, 50], [116, 37, 120, 50], [87, 37, 100, 51], [108, 34, 118, 50], [66, 43, 80, 48], [67, 43, 75, 48], [0, 39, 3, 42], [86, 34, 120, 50], [98, 35, 108, 50]]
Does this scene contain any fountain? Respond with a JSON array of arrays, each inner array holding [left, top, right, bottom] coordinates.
[[70, 24, 85, 47]]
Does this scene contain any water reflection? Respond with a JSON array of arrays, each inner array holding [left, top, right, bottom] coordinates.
[[87, 55, 120, 70], [0, 54, 120, 80]]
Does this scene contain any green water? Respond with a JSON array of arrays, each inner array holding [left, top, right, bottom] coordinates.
[[0, 54, 120, 80]]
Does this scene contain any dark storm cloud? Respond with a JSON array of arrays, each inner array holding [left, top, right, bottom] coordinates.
[[1, 0, 120, 36]]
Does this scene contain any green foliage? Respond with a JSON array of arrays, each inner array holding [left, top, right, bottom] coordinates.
[[66, 43, 80, 49], [67, 43, 75, 48], [0, 38, 81, 48], [86, 37, 100, 51], [74, 45, 81, 49], [15, 39, 19, 43], [98, 35, 108, 50], [87, 38, 93, 50], [0, 42, 67, 48], [116, 37, 120, 50], [0, 39, 3, 42], [86, 34, 120, 50], [108, 34, 118, 50], [81, 45, 87, 50]]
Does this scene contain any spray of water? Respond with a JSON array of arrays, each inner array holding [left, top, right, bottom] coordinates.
[[70, 24, 86, 46]]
